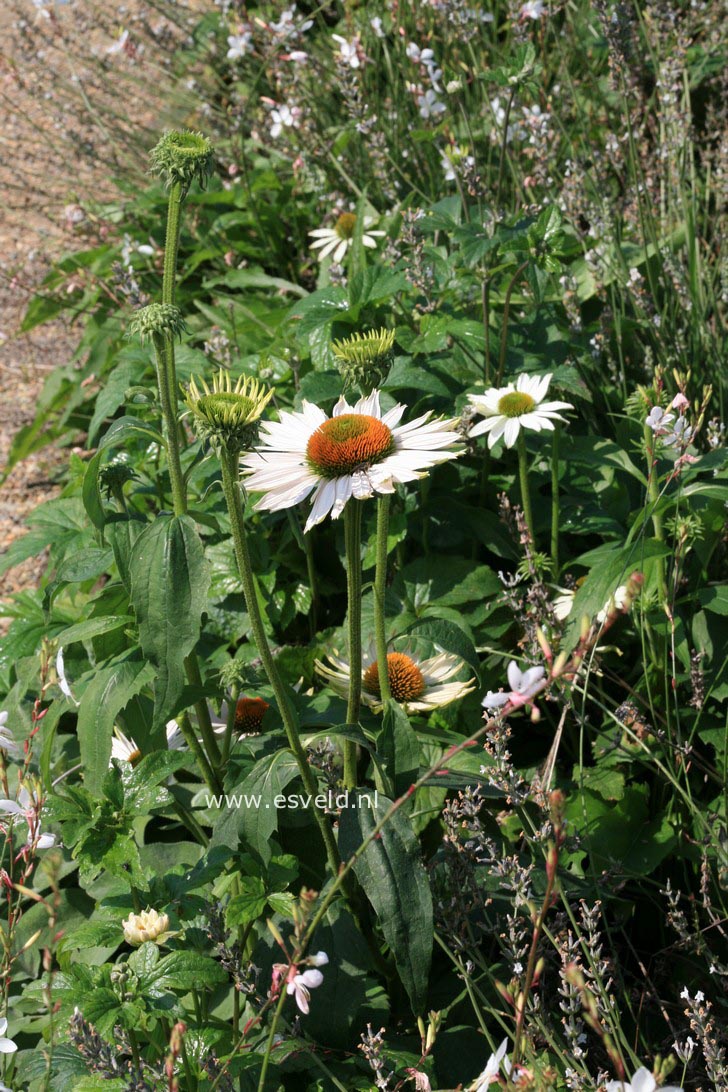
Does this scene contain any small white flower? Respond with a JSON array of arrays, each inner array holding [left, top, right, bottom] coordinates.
[[332, 33, 361, 68], [663, 416, 693, 448], [307, 950, 329, 967], [243, 390, 462, 531], [287, 50, 308, 63], [56, 648, 79, 706], [106, 29, 130, 55], [406, 42, 436, 67], [0, 786, 35, 820], [0, 712, 21, 758], [287, 968, 324, 1014], [473, 1039, 509, 1089], [227, 31, 252, 60], [482, 662, 545, 711], [441, 149, 475, 181], [417, 89, 446, 120], [680, 986, 690, 1000], [370, 16, 385, 37], [645, 406, 675, 434], [513, 961, 523, 975], [308, 212, 385, 263], [596, 584, 629, 624], [35, 830, 57, 850], [110, 721, 186, 767], [673, 1036, 696, 1063], [269, 102, 301, 139], [520, 0, 545, 19], [605, 1068, 683, 1092], [0, 1018, 17, 1054], [468, 373, 573, 449]]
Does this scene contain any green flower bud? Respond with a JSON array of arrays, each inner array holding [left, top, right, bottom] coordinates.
[[331, 327, 395, 393], [149, 130, 215, 195], [184, 369, 274, 453], [128, 303, 187, 345]]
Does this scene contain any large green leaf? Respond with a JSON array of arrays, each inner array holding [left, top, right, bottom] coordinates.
[[339, 792, 433, 1014], [77, 658, 156, 796], [210, 748, 301, 864], [129, 514, 210, 730], [378, 700, 419, 797]]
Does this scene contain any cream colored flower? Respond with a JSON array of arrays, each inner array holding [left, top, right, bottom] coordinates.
[[468, 373, 573, 449], [242, 390, 462, 532], [316, 648, 475, 713], [122, 908, 171, 946], [308, 212, 384, 263]]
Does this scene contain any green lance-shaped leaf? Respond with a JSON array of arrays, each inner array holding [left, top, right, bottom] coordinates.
[[210, 748, 300, 865], [339, 791, 433, 1015], [77, 658, 156, 796], [129, 514, 210, 730]]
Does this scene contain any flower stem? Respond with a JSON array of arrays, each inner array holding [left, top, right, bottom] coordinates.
[[516, 431, 535, 543], [177, 711, 221, 795], [373, 495, 392, 704], [343, 502, 363, 788], [150, 333, 187, 517], [218, 450, 342, 878], [550, 425, 561, 577], [162, 180, 183, 420], [644, 424, 668, 600]]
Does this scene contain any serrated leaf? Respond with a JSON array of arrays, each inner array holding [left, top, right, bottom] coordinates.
[[77, 658, 156, 796]]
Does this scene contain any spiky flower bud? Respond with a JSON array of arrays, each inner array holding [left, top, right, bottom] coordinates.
[[149, 130, 215, 195], [184, 369, 274, 453], [128, 303, 187, 345], [331, 327, 395, 393]]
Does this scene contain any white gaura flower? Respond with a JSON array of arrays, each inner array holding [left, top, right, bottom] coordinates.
[[287, 968, 324, 1014], [482, 662, 545, 711], [468, 373, 573, 450], [110, 721, 186, 767], [596, 584, 629, 624], [269, 102, 301, 139], [56, 648, 79, 706], [316, 649, 475, 712], [472, 1039, 509, 1089], [0, 1018, 17, 1054], [645, 406, 675, 434], [307, 951, 329, 968], [0, 712, 21, 758], [242, 390, 462, 532], [520, 0, 546, 18], [106, 29, 130, 55], [605, 1069, 683, 1092], [417, 88, 446, 120], [227, 31, 252, 60], [331, 33, 361, 68], [308, 212, 384, 264]]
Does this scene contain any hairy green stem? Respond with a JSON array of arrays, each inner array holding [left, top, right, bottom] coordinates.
[[516, 431, 535, 543], [220, 683, 239, 767], [218, 450, 342, 877], [373, 495, 392, 704], [551, 426, 561, 577], [150, 332, 187, 517], [178, 711, 221, 794], [496, 260, 529, 388], [343, 502, 363, 787], [644, 424, 668, 599]]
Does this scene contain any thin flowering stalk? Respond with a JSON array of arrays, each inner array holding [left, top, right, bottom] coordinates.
[[496, 260, 529, 387], [643, 419, 668, 600], [516, 432, 535, 542], [551, 425, 561, 575], [374, 495, 393, 704], [343, 502, 363, 787], [217, 449, 343, 879]]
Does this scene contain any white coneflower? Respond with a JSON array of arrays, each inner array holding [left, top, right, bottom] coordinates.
[[467, 373, 573, 449], [308, 212, 384, 264], [316, 649, 474, 712], [242, 390, 462, 531], [110, 722, 186, 767]]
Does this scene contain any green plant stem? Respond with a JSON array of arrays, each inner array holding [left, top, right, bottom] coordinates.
[[220, 683, 239, 767], [151, 333, 187, 517], [162, 180, 184, 426], [516, 431, 535, 543], [184, 653, 221, 766], [218, 450, 342, 878], [511, 845, 559, 1067], [495, 87, 516, 210], [496, 260, 529, 387], [178, 711, 221, 795], [373, 495, 392, 704], [644, 424, 668, 599], [257, 978, 290, 1092], [343, 502, 363, 788], [551, 426, 561, 577]]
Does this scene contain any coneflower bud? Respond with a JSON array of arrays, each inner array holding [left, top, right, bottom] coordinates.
[[128, 302, 187, 345], [183, 369, 274, 453], [331, 327, 395, 393], [149, 130, 215, 195]]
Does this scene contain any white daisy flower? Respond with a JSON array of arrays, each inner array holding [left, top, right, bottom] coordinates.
[[242, 390, 462, 532], [308, 212, 384, 264], [287, 968, 324, 1014], [520, 0, 546, 19], [0, 1018, 17, 1055], [110, 721, 186, 766], [468, 373, 573, 449], [605, 1068, 683, 1092], [316, 649, 475, 712], [472, 1039, 509, 1089], [482, 661, 545, 711]]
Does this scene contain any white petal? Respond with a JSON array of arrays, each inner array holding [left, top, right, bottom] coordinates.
[[503, 418, 521, 448], [333, 239, 349, 263], [630, 1071, 656, 1092], [507, 662, 524, 692], [482, 691, 509, 709], [298, 968, 324, 988], [305, 480, 338, 529]]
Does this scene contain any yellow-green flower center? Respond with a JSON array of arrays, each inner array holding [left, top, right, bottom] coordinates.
[[497, 391, 536, 418], [335, 212, 357, 239], [197, 392, 257, 420], [306, 414, 394, 478], [363, 653, 426, 703]]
